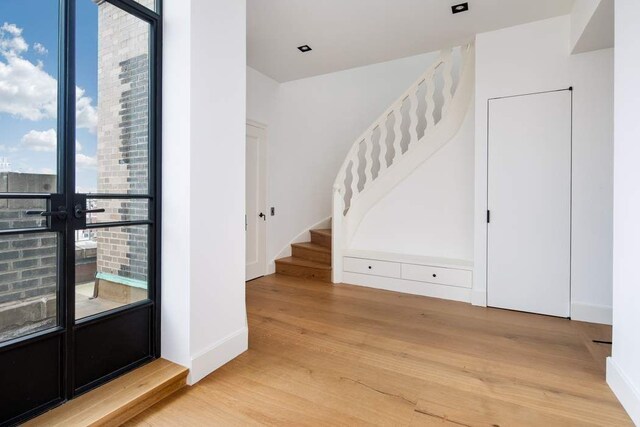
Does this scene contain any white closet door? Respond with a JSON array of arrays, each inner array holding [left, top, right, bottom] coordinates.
[[487, 90, 571, 317], [246, 123, 267, 281]]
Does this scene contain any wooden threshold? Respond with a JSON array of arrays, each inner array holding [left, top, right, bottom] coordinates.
[[24, 359, 188, 427]]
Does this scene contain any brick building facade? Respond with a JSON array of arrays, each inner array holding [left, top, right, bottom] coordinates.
[[95, 0, 151, 287]]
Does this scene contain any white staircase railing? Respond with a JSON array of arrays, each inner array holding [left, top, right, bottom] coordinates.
[[332, 43, 475, 283]]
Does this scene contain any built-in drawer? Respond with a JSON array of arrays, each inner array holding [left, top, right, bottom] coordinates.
[[344, 257, 401, 278], [402, 264, 472, 288]]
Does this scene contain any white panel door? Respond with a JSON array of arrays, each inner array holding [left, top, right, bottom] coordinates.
[[246, 123, 267, 281], [487, 90, 571, 317]]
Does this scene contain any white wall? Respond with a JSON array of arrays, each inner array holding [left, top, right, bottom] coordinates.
[[474, 16, 614, 324], [262, 52, 441, 269], [162, 0, 192, 369], [607, 0, 640, 423], [570, 0, 614, 54], [570, 0, 601, 52], [349, 105, 475, 261], [162, 0, 248, 384], [247, 67, 279, 126], [571, 48, 614, 322]]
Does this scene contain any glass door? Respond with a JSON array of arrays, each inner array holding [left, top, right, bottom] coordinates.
[[0, 0, 161, 424]]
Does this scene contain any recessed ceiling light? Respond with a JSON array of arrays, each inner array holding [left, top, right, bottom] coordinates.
[[297, 45, 312, 53], [451, 2, 469, 14]]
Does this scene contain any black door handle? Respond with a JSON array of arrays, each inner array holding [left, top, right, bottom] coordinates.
[[26, 208, 68, 219], [258, 212, 266, 221], [74, 205, 106, 219]]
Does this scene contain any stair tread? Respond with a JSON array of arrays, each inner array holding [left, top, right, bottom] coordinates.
[[25, 359, 188, 426], [310, 228, 332, 237], [275, 256, 332, 270], [291, 242, 331, 254]]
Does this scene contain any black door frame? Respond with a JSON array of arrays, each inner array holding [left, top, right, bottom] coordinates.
[[0, 0, 162, 424]]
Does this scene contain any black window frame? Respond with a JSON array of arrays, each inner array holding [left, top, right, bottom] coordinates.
[[0, 0, 162, 424]]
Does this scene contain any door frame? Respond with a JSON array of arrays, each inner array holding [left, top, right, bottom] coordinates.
[[0, 0, 162, 424], [246, 120, 268, 281], [485, 88, 573, 317]]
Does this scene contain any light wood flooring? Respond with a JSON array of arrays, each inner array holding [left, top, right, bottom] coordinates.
[[26, 359, 187, 426], [127, 274, 631, 426]]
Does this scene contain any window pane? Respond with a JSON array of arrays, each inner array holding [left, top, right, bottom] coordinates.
[[132, 0, 157, 12], [0, 198, 48, 230], [85, 198, 149, 224], [75, 225, 148, 320], [0, 232, 58, 343], [76, 0, 151, 195], [0, 0, 59, 192]]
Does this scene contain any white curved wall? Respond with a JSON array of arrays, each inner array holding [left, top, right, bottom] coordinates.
[[349, 105, 474, 261]]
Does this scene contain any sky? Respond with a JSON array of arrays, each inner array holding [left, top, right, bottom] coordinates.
[[0, 0, 99, 192]]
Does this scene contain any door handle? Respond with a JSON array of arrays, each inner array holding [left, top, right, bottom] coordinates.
[[259, 212, 266, 221], [74, 205, 106, 219], [25, 208, 68, 219]]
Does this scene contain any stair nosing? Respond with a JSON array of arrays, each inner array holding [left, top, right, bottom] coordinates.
[[291, 242, 331, 253], [310, 229, 332, 237]]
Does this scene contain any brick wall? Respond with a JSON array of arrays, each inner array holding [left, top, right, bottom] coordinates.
[[0, 173, 100, 340], [0, 174, 57, 340], [0, 173, 57, 307], [95, 0, 152, 287]]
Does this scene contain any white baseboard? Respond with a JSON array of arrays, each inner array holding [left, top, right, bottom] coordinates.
[[189, 326, 248, 385], [571, 302, 612, 325], [607, 357, 640, 424], [471, 289, 487, 307], [342, 272, 471, 303], [266, 262, 276, 275]]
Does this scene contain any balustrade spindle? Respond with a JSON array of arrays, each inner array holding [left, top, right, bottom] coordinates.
[[378, 119, 389, 174], [350, 155, 360, 201], [424, 68, 436, 131], [392, 109, 403, 164], [441, 49, 454, 114], [363, 134, 374, 187], [408, 89, 420, 151]]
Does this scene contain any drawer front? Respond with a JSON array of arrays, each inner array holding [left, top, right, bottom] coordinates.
[[402, 264, 472, 288], [344, 257, 401, 278]]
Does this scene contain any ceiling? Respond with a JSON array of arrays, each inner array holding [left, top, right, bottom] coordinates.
[[247, 0, 575, 82]]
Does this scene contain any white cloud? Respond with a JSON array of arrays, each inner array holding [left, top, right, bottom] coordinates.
[[20, 128, 83, 152], [0, 23, 97, 132], [76, 153, 97, 169], [0, 23, 28, 57], [75, 88, 98, 133], [1, 23, 22, 36], [33, 42, 47, 55], [21, 129, 56, 151], [0, 53, 56, 121]]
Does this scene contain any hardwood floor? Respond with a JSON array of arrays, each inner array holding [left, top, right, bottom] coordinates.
[[127, 274, 631, 426]]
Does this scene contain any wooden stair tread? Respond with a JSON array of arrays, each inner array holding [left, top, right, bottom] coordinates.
[[275, 256, 332, 270], [291, 242, 331, 254], [310, 228, 332, 237], [25, 359, 188, 427]]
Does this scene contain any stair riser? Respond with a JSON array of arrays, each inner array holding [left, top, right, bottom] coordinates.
[[275, 263, 332, 283], [310, 231, 331, 249], [292, 246, 331, 264]]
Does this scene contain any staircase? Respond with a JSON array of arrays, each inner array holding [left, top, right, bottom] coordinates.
[[332, 43, 475, 283], [275, 229, 332, 282], [273, 43, 474, 285]]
